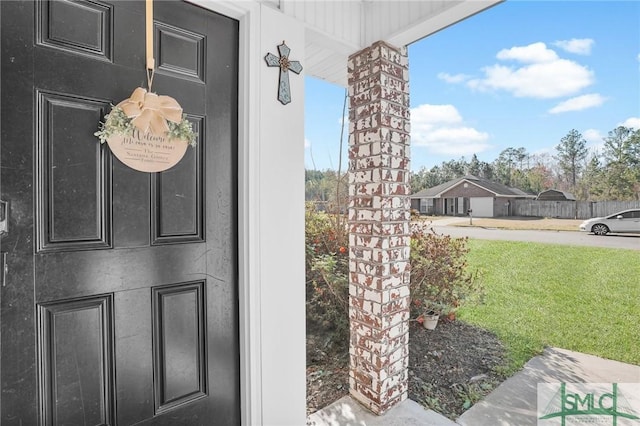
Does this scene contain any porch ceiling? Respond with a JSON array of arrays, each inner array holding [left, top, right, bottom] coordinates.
[[264, 0, 504, 87]]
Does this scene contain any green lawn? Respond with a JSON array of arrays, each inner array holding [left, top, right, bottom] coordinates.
[[459, 240, 640, 373]]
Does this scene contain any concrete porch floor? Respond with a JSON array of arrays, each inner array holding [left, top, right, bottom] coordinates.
[[307, 395, 456, 426], [307, 347, 640, 426]]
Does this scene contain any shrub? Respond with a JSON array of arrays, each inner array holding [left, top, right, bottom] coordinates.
[[409, 221, 481, 319], [305, 206, 481, 345], [305, 203, 349, 341]]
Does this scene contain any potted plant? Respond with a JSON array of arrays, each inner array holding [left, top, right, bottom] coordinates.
[[416, 301, 450, 330]]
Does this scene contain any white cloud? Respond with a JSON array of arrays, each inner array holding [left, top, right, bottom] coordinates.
[[468, 59, 593, 99], [548, 93, 606, 114], [466, 42, 594, 99], [619, 117, 640, 130], [410, 104, 491, 156], [412, 104, 462, 125], [583, 129, 604, 153], [437, 72, 470, 84], [304, 138, 311, 149], [583, 129, 603, 144], [496, 42, 558, 63], [553, 38, 594, 55]]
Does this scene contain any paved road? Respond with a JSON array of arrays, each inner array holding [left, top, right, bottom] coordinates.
[[432, 223, 640, 251]]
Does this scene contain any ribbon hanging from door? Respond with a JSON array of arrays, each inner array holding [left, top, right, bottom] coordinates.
[[116, 0, 183, 135], [146, 0, 155, 90]]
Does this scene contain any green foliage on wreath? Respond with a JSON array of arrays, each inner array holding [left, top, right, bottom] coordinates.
[[94, 105, 197, 147], [94, 106, 132, 144], [167, 116, 197, 147]]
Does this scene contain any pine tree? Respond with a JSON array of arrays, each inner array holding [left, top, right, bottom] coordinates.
[[555, 129, 588, 190]]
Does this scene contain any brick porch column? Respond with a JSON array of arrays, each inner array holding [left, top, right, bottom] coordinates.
[[347, 41, 411, 415]]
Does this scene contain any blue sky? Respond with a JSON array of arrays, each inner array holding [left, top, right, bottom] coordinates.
[[304, 1, 640, 171]]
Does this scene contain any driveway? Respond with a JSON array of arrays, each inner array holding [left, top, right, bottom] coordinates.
[[431, 219, 640, 251]]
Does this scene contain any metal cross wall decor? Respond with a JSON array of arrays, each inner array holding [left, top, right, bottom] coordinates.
[[264, 41, 303, 105]]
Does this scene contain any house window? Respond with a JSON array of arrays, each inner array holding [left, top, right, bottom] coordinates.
[[419, 198, 433, 214]]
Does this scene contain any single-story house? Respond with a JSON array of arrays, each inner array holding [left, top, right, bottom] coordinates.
[[411, 175, 536, 218], [537, 189, 576, 201], [0, 1, 504, 424]]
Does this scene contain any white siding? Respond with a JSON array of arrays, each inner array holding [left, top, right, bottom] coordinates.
[[363, 1, 460, 45], [281, 1, 362, 46]]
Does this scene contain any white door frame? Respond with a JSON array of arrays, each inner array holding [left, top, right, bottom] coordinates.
[[185, 2, 307, 425]]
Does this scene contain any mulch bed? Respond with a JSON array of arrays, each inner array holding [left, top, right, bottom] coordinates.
[[306, 319, 509, 420]]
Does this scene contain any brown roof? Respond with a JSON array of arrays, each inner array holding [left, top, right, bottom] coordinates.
[[536, 189, 576, 201], [411, 175, 535, 199]]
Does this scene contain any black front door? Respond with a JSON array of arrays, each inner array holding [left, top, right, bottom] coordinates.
[[1, 1, 239, 424]]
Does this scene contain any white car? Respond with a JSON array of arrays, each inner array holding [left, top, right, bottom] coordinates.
[[579, 209, 640, 235]]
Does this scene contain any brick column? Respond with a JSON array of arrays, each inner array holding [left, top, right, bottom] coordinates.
[[347, 41, 411, 415]]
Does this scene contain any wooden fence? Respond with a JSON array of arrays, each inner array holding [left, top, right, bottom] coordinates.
[[512, 200, 640, 219]]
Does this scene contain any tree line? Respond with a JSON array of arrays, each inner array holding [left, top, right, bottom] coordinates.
[[306, 126, 640, 204], [410, 126, 639, 201]]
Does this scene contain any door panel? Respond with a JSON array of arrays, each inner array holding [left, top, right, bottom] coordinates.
[[153, 282, 207, 414], [38, 295, 115, 426], [151, 116, 204, 244], [155, 22, 206, 83], [38, 0, 113, 61], [1, 1, 239, 425], [35, 90, 112, 252]]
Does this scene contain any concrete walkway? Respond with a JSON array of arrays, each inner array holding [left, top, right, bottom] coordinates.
[[308, 348, 640, 426], [459, 348, 640, 425]]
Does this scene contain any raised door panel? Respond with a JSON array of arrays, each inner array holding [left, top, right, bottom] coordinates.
[[152, 116, 204, 244], [35, 91, 112, 252], [156, 22, 206, 83], [38, 295, 115, 426], [37, 0, 113, 61], [153, 282, 207, 414]]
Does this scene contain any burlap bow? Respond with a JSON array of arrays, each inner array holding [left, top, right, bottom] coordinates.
[[117, 87, 183, 135]]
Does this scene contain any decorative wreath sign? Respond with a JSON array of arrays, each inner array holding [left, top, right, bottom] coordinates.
[[95, 88, 196, 172], [94, 0, 196, 173]]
